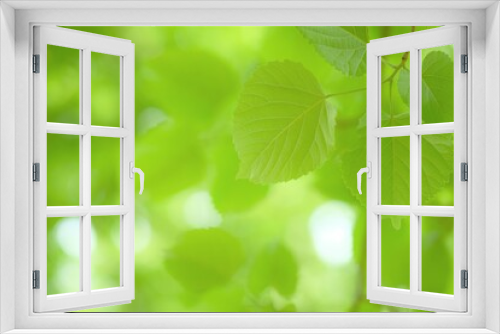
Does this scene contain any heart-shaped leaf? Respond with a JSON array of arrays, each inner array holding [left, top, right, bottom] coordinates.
[[233, 61, 335, 184], [248, 242, 298, 298], [298, 26, 369, 77], [397, 51, 453, 124], [165, 229, 244, 293]]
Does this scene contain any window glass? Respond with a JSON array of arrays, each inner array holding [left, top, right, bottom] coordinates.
[[381, 215, 410, 290], [91, 216, 121, 290], [381, 52, 410, 127], [47, 134, 79, 206], [47, 45, 80, 124], [92, 52, 121, 127], [381, 136, 410, 205], [421, 216, 454, 294], [421, 134, 454, 206], [91, 137, 121, 205], [47, 217, 80, 295], [421, 45, 454, 124]]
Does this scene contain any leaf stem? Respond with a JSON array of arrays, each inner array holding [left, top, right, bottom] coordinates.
[[324, 26, 414, 101], [324, 86, 367, 98]]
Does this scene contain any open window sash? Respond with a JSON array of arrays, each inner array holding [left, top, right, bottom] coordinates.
[[33, 26, 136, 312], [365, 26, 467, 312]]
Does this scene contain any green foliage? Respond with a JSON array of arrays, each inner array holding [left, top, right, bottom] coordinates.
[[248, 242, 298, 298], [421, 51, 454, 123], [298, 27, 369, 77], [47, 134, 79, 206], [47, 45, 79, 124], [46, 26, 454, 313], [381, 216, 410, 289], [145, 49, 239, 129], [165, 229, 245, 293], [209, 137, 269, 213], [397, 68, 410, 105], [91, 52, 120, 127], [398, 51, 454, 124], [421, 134, 454, 205], [381, 136, 410, 205], [233, 61, 335, 184], [137, 123, 207, 200], [421, 217, 454, 295]]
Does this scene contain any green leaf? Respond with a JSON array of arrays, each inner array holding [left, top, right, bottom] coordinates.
[[141, 49, 239, 129], [209, 136, 269, 213], [380, 135, 453, 206], [137, 123, 206, 200], [298, 27, 369, 77], [421, 134, 454, 205], [233, 61, 335, 184], [421, 51, 454, 123], [165, 229, 244, 293], [339, 120, 453, 207], [398, 51, 453, 124], [397, 67, 410, 106], [381, 136, 410, 205], [248, 242, 298, 298]]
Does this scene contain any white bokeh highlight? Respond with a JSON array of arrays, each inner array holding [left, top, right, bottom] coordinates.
[[309, 201, 356, 266], [184, 190, 222, 228]]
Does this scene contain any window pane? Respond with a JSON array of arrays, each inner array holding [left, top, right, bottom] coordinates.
[[47, 217, 80, 295], [92, 52, 120, 127], [381, 52, 410, 127], [91, 137, 120, 205], [47, 134, 79, 206], [47, 45, 80, 124], [381, 215, 410, 289], [381, 136, 410, 205], [421, 216, 454, 294], [91, 216, 121, 290], [421, 45, 454, 124], [421, 133, 454, 206]]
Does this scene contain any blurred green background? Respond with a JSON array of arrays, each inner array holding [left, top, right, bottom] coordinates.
[[45, 26, 454, 312]]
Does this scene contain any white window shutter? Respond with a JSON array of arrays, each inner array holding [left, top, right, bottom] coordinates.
[[33, 26, 136, 312], [365, 26, 467, 312]]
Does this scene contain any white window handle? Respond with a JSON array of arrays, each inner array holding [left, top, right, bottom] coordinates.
[[357, 162, 372, 195], [129, 162, 144, 195]]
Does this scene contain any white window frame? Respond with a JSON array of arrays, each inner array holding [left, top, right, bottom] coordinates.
[[33, 26, 136, 313], [0, 1, 499, 333], [366, 26, 468, 312]]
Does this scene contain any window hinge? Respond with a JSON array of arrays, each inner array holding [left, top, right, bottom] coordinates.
[[461, 270, 468, 289], [461, 162, 468, 181], [32, 270, 40, 289], [461, 54, 468, 73], [33, 54, 40, 73], [33, 163, 40, 182]]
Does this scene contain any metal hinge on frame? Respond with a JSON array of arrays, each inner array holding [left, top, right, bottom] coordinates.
[[32, 270, 40, 289], [33, 163, 40, 182], [461, 54, 468, 73], [461, 162, 468, 181], [461, 270, 468, 289], [33, 54, 40, 73]]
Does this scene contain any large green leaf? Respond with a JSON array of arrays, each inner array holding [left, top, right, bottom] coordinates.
[[421, 51, 454, 123], [248, 242, 298, 298], [381, 136, 410, 205], [233, 61, 335, 184], [209, 136, 269, 213], [397, 67, 410, 106], [339, 122, 453, 206], [165, 229, 244, 293], [397, 51, 453, 124], [298, 27, 369, 77], [380, 135, 453, 205], [421, 134, 454, 205]]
